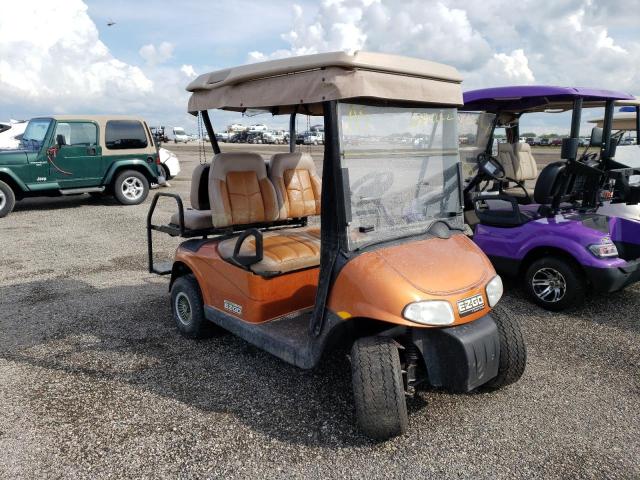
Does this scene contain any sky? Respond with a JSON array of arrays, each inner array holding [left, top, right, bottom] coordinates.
[[0, 0, 638, 135]]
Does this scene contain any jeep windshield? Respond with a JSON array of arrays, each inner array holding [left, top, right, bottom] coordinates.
[[338, 102, 463, 251], [20, 118, 52, 151]]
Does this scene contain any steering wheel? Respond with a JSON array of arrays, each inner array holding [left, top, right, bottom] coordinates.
[[472, 153, 532, 203], [350, 171, 395, 228]]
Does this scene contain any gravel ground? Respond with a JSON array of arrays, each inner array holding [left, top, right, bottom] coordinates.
[[0, 143, 638, 479]]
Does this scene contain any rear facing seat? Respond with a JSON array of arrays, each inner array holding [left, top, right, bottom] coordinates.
[[214, 152, 321, 275], [170, 164, 214, 230]]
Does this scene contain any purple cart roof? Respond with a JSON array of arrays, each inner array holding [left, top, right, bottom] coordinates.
[[463, 86, 635, 113]]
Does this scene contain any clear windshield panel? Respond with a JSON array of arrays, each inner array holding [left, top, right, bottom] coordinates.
[[457, 112, 496, 178], [21, 118, 52, 151], [338, 102, 463, 251]]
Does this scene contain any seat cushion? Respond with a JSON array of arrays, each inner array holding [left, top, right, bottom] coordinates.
[[170, 209, 213, 230], [218, 229, 320, 275]]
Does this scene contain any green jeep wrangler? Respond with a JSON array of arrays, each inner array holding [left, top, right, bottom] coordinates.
[[0, 115, 165, 218]]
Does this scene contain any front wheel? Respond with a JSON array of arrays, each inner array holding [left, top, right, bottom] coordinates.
[[0, 180, 16, 218], [113, 170, 149, 205], [524, 257, 585, 311], [351, 336, 408, 440], [482, 305, 527, 390]]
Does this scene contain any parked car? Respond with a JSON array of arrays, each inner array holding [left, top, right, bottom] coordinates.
[[159, 147, 180, 180], [0, 120, 28, 149], [262, 130, 286, 144], [525, 137, 536, 146], [248, 123, 268, 133], [539, 138, 550, 146], [215, 132, 230, 142], [550, 137, 563, 146], [303, 131, 324, 145], [0, 115, 164, 218], [170, 127, 190, 143]]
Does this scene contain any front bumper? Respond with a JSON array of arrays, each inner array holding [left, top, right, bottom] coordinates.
[[411, 314, 500, 393], [584, 259, 640, 293]]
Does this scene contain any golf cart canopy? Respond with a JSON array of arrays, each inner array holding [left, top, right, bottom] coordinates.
[[186, 51, 463, 115], [589, 98, 640, 130], [462, 86, 635, 113]]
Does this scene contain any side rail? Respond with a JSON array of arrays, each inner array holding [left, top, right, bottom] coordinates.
[[147, 192, 187, 275]]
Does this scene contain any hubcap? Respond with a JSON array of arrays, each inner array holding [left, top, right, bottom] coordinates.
[[532, 267, 567, 303], [175, 292, 192, 325], [121, 176, 144, 200], [0, 190, 5, 211]]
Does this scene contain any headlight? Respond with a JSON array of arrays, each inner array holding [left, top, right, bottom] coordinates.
[[588, 239, 618, 258], [403, 301, 454, 326], [485, 275, 503, 307]]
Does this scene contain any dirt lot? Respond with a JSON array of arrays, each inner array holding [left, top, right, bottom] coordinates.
[[0, 143, 638, 479]]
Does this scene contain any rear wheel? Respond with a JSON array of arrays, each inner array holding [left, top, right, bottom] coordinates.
[[0, 180, 16, 218], [113, 170, 149, 205], [351, 336, 408, 440], [161, 164, 173, 180], [170, 274, 213, 338], [482, 305, 527, 390], [524, 257, 585, 311]]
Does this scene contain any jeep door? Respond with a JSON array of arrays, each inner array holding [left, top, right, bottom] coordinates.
[[51, 121, 103, 188]]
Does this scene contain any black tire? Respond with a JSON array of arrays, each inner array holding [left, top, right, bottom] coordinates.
[[113, 170, 149, 205], [0, 180, 16, 218], [170, 274, 213, 338], [161, 164, 173, 180], [483, 305, 527, 390], [351, 336, 408, 440], [524, 256, 585, 311]]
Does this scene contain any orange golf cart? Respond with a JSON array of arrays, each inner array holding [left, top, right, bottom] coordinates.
[[147, 51, 526, 440]]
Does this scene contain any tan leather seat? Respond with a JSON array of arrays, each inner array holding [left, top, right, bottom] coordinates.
[[218, 230, 321, 275], [269, 152, 321, 219], [269, 152, 322, 242], [497, 142, 538, 200], [209, 152, 279, 227], [212, 152, 321, 274], [170, 164, 214, 230]]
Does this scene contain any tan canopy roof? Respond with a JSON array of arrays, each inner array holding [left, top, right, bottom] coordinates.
[[589, 112, 638, 130], [186, 51, 463, 115]]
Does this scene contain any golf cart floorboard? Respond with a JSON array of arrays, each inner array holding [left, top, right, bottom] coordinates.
[[204, 306, 339, 369]]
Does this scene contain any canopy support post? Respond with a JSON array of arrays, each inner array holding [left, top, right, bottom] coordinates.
[[601, 99, 615, 166], [201, 110, 220, 154], [636, 106, 640, 146], [289, 111, 297, 153]]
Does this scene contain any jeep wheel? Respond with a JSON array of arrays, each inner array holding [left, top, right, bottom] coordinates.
[[351, 336, 408, 440], [524, 257, 585, 311], [114, 170, 149, 205], [482, 305, 527, 390], [161, 164, 173, 181], [171, 274, 214, 338], [0, 180, 16, 218]]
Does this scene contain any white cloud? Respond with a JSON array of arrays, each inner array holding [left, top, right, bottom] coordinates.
[[0, 0, 153, 112], [180, 64, 197, 78], [139, 41, 175, 66]]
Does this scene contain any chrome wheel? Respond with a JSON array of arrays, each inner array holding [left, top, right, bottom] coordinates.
[[0, 190, 5, 211], [121, 176, 144, 201], [531, 267, 567, 303], [175, 292, 192, 325]]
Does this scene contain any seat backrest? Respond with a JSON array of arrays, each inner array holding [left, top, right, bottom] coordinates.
[[269, 152, 321, 219], [496, 143, 517, 179], [209, 152, 279, 227], [513, 142, 538, 180], [534, 161, 566, 204], [190, 164, 210, 210]]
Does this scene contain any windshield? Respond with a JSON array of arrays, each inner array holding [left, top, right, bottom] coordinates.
[[457, 112, 496, 177], [174, 128, 185, 135], [21, 118, 51, 151], [338, 102, 463, 251]]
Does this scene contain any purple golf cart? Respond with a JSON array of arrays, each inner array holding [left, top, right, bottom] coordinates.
[[461, 86, 640, 310]]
